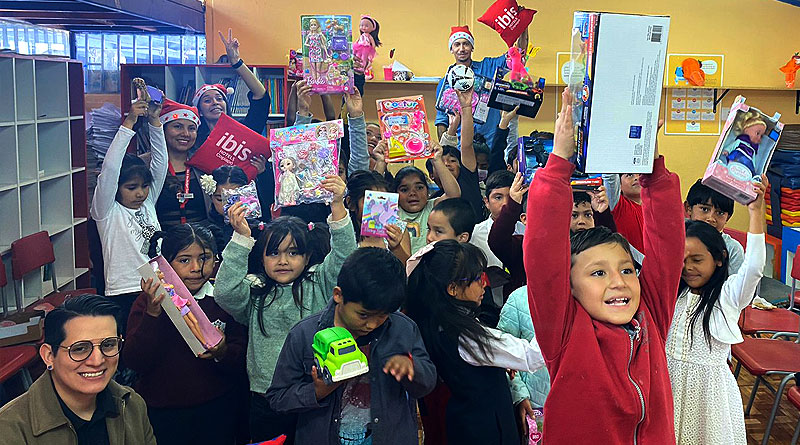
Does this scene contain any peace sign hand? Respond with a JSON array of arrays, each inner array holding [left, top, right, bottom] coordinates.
[[218, 28, 241, 65]]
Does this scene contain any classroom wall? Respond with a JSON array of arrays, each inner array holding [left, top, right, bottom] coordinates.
[[205, 0, 800, 231]]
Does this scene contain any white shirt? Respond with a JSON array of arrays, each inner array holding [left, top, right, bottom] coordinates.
[[90, 125, 168, 296], [458, 326, 546, 372], [470, 216, 503, 268]]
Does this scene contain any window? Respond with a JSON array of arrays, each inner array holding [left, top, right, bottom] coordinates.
[[338, 345, 357, 355], [73, 33, 206, 93], [0, 20, 69, 56]]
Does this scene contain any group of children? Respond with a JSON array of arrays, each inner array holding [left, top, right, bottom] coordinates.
[[75, 26, 773, 445]]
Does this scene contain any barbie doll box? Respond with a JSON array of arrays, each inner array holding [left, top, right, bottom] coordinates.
[[702, 96, 784, 204], [138, 257, 223, 356], [300, 15, 354, 94], [569, 12, 670, 174], [269, 120, 343, 208]]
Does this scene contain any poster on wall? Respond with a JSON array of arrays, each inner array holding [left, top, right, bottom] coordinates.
[[666, 54, 724, 88], [664, 88, 721, 135]]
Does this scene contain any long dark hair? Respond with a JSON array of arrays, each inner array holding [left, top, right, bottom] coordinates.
[[681, 220, 730, 348], [406, 240, 492, 362], [249, 216, 318, 336], [346, 170, 388, 240], [363, 16, 381, 47], [148, 223, 218, 262]]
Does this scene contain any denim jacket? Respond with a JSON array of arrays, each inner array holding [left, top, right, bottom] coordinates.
[[266, 299, 437, 444]]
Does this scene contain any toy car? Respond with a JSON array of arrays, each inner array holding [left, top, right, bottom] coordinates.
[[312, 326, 369, 384]]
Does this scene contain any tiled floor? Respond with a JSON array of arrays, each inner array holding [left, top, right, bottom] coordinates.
[[737, 363, 799, 444]]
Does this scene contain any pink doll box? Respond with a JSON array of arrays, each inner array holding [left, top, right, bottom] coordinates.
[[701, 95, 784, 205], [376, 95, 433, 162], [300, 15, 355, 94], [137, 256, 223, 356], [270, 120, 343, 208], [360, 190, 402, 238]]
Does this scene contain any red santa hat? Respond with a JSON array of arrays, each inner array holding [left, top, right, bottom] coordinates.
[[192, 83, 235, 107], [449, 25, 475, 50], [159, 99, 201, 126]]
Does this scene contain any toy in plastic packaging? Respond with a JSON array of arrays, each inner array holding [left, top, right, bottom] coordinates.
[[222, 181, 262, 224], [360, 190, 405, 238], [526, 408, 544, 444], [301, 15, 354, 94], [487, 60, 545, 119], [270, 120, 342, 208], [436, 69, 493, 124], [517, 134, 601, 190], [702, 95, 784, 204], [376, 95, 432, 162], [288, 49, 304, 80], [137, 257, 223, 356], [312, 326, 369, 384]]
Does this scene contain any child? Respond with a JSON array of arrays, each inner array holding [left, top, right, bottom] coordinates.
[[667, 180, 767, 444], [603, 171, 645, 253], [525, 88, 685, 443], [90, 89, 166, 333], [395, 141, 461, 254], [123, 224, 248, 444], [405, 240, 545, 444], [266, 248, 437, 444], [345, 170, 410, 262], [426, 198, 477, 244], [214, 174, 357, 444], [685, 179, 744, 274]]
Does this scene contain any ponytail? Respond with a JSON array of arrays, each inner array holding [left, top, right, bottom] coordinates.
[[148, 230, 167, 258]]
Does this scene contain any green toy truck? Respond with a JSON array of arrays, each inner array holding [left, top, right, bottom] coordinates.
[[312, 326, 369, 384]]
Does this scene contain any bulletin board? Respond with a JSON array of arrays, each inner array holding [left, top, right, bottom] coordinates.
[[664, 88, 721, 135]]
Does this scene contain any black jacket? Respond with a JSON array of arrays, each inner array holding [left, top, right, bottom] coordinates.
[[265, 300, 437, 445]]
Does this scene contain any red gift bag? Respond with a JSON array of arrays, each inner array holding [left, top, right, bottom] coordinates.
[[187, 113, 271, 181], [478, 0, 536, 48]]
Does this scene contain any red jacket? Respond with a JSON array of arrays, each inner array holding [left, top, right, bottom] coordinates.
[[612, 195, 644, 253], [524, 155, 683, 444]]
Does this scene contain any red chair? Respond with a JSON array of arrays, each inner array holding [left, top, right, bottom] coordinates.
[[739, 244, 800, 337], [724, 227, 748, 249], [0, 344, 37, 390], [732, 326, 800, 445], [1, 255, 9, 316], [788, 385, 800, 445]]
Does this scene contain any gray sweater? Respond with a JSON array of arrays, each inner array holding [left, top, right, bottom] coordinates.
[[214, 214, 358, 392]]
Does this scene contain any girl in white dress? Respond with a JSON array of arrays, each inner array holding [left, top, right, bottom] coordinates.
[[667, 178, 768, 444]]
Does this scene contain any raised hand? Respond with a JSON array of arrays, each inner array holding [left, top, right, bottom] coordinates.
[[295, 79, 313, 116], [227, 201, 251, 238], [552, 87, 575, 160], [250, 154, 267, 175], [589, 186, 609, 213], [140, 276, 166, 318], [345, 86, 364, 118], [509, 172, 529, 205], [218, 28, 241, 65]]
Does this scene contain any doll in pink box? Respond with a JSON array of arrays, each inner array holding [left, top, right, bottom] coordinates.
[[722, 111, 767, 179], [353, 15, 381, 79]]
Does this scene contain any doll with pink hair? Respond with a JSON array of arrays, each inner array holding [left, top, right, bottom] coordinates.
[[353, 15, 381, 79]]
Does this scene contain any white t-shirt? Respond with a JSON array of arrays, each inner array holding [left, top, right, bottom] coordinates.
[[90, 125, 168, 296]]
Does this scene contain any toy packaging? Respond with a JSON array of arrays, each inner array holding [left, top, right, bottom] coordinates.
[[487, 65, 545, 119], [300, 15, 354, 94], [526, 408, 544, 444], [188, 113, 271, 181], [222, 181, 262, 224], [360, 190, 404, 238], [568, 12, 670, 174], [518, 134, 601, 190], [269, 120, 343, 208], [137, 257, 223, 356], [376, 95, 432, 162], [288, 49, 304, 80], [436, 70, 493, 124], [312, 326, 369, 384], [702, 96, 784, 204]]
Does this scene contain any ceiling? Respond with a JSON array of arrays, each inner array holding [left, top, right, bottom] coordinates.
[[0, 0, 205, 34]]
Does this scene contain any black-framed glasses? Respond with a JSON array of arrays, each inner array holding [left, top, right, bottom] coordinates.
[[58, 337, 124, 362]]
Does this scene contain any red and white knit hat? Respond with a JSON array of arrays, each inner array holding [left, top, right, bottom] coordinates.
[[159, 99, 201, 126], [449, 25, 475, 50], [192, 83, 235, 107]]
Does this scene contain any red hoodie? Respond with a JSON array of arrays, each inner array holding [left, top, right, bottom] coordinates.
[[524, 154, 684, 444]]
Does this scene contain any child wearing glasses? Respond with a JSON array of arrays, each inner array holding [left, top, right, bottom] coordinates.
[[0, 294, 155, 444]]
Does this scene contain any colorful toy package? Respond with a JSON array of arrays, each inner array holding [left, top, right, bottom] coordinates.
[[376, 95, 432, 162], [702, 95, 784, 204], [137, 257, 223, 356], [270, 120, 343, 208], [526, 408, 544, 444], [222, 181, 262, 224], [360, 190, 404, 238], [435, 72, 493, 124], [518, 135, 601, 190], [300, 15, 354, 94]]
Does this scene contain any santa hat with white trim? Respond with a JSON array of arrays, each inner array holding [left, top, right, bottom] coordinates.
[[159, 99, 201, 126], [449, 25, 475, 50], [192, 83, 235, 108]]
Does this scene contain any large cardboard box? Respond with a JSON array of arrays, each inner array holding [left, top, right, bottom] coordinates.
[[568, 12, 670, 173], [0, 310, 45, 347], [702, 96, 783, 204]]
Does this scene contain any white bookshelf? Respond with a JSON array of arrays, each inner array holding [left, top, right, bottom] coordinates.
[[0, 54, 91, 310]]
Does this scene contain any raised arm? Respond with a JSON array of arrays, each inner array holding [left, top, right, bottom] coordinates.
[[458, 327, 545, 372], [523, 88, 576, 361], [219, 29, 266, 100], [602, 174, 621, 211], [637, 130, 685, 338], [146, 100, 167, 200], [90, 100, 149, 220], [489, 173, 526, 267], [430, 141, 461, 199], [345, 89, 369, 175], [456, 88, 476, 172], [214, 203, 257, 325]]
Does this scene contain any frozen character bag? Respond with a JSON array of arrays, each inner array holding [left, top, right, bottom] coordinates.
[[376, 95, 432, 162], [301, 15, 355, 94], [270, 120, 343, 208]]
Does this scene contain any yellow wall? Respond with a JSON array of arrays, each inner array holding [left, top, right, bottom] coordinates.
[[206, 0, 800, 230]]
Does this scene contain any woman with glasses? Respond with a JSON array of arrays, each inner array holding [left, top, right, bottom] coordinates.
[[0, 294, 155, 444]]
